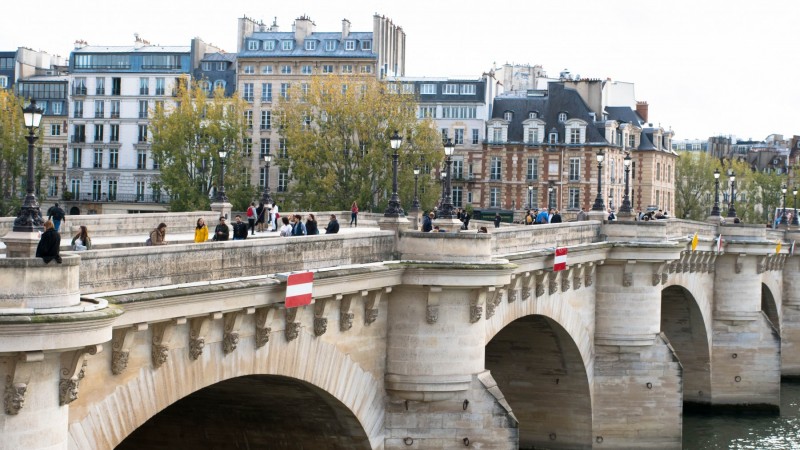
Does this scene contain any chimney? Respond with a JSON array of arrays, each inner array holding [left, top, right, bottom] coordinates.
[[636, 101, 649, 123], [294, 15, 314, 45], [73, 40, 88, 50], [342, 19, 351, 39]]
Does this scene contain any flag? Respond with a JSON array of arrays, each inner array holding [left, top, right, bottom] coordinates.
[[715, 234, 724, 254], [691, 232, 699, 251], [286, 271, 314, 308], [776, 240, 782, 255], [554, 247, 568, 272]]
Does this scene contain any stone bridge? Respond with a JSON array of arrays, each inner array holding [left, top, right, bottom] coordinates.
[[1, 216, 799, 449]]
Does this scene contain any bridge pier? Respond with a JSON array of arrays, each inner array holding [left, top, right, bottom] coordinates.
[[782, 231, 800, 378]]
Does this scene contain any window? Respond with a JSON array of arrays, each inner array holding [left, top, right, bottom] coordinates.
[[94, 100, 104, 118], [70, 179, 81, 198], [302, 83, 310, 97], [261, 83, 272, 102], [569, 128, 581, 144], [261, 65, 273, 74], [490, 157, 502, 180], [109, 148, 118, 169], [420, 84, 436, 95], [529, 112, 538, 119], [419, 106, 436, 119], [244, 110, 253, 128], [0, 57, 11, 69], [261, 110, 271, 130], [243, 65, 255, 74], [527, 127, 540, 144], [558, 112, 567, 123], [49, 148, 60, 165], [73, 100, 84, 118], [48, 176, 58, 197], [243, 83, 254, 101], [402, 83, 414, 94], [342, 64, 354, 74], [569, 188, 580, 209], [492, 127, 503, 143], [361, 40, 372, 50], [281, 40, 293, 51], [490, 187, 501, 208], [155, 78, 165, 95], [71, 148, 82, 168], [304, 40, 317, 50], [139, 77, 149, 95], [278, 138, 288, 158], [260, 138, 271, 157], [345, 40, 356, 51], [72, 125, 86, 143], [142, 54, 180, 70], [453, 160, 464, 179], [92, 179, 102, 201], [243, 138, 253, 156], [263, 41, 275, 51], [107, 180, 117, 200], [0, 76, 6, 89], [136, 181, 146, 201], [95, 77, 105, 95], [325, 40, 336, 51], [472, 129, 479, 145], [301, 65, 312, 74], [137, 125, 148, 143], [51, 124, 61, 136], [322, 65, 334, 74], [549, 132, 558, 144], [93, 124, 104, 142], [73, 77, 87, 95], [441, 106, 477, 119], [454, 128, 464, 145], [51, 102, 63, 115], [281, 65, 292, 74], [360, 65, 373, 74], [202, 62, 212, 71], [460, 84, 476, 95], [503, 111, 513, 121], [569, 157, 581, 181], [214, 80, 226, 91], [248, 40, 259, 50], [453, 186, 463, 207], [110, 100, 120, 118], [656, 162, 661, 181], [280, 83, 290, 99], [527, 158, 538, 180], [443, 84, 458, 94], [139, 100, 148, 118], [111, 77, 121, 96], [441, 128, 448, 140], [278, 168, 289, 192], [137, 150, 147, 169], [93, 149, 103, 168]]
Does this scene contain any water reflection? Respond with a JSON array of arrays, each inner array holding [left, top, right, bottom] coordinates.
[[683, 380, 800, 449]]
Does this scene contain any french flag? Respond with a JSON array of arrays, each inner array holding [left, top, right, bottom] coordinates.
[[286, 272, 314, 308], [554, 247, 568, 272]]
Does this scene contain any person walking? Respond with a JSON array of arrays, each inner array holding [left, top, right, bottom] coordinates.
[[246, 202, 257, 235], [291, 214, 307, 236], [232, 215, 249, 240], [47, 202, 66, 232], [194, 218, 209, 243], [350, 201, 359, 227], [551, 210, 562, 223], [271, 203, 279, 231], [535, 208, 549, 224], [71, 225, 92, 251], [36, 220, 62, 263], [493, 213, 502, 228], [149, 223, 167, 246], [279, 216, 292, 236], [305, 213, 320, 235], [256, 202, 266, 232], [325, 214, 340, 234], [213, 217, 230, 241]]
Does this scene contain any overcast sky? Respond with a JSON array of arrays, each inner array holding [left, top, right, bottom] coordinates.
[[3, 0, 797, 141]]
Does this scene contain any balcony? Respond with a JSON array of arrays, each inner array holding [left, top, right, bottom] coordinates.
[[95, 111, 104, 119], [71, 136, 86, 143], [110, 112, 120, 119], [139, 112, 148, 119], [95, 88, 105, 95], [71, 192, 171, 204], [244, 96, 254, 102], [155, 88, 165, 96], [72, 86, 87, 96], [140, 88, 149, 95]]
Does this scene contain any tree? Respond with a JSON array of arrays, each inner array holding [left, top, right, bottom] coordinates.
[[150, 79, 256, 212], [675, 151, 720, 220], [0, 90, 29, 216], [274, 75, 443, 211]]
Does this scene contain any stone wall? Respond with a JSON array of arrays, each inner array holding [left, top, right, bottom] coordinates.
[[491, 221, 601, 256]]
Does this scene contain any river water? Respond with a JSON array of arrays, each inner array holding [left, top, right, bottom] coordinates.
[[682, 380, 800, 449]]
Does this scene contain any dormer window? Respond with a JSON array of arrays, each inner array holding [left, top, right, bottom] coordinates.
[[361, 40, 372, 51], [565, 119, 587, 144], [325, 40, 336, 51], [503, 111, 513, 121], [304, 40, 317, 51], [443, 84, 458, 95], [345, 40, 356, 51], [549, 132, 558, 143], [558, 112, 568, 123], [529, 112, 538, 119], [247, 40, 259, 51], [263, 40, 275, 51], [281, 40, 293, 51]]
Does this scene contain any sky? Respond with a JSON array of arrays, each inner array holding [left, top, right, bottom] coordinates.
[[3, 0, 798, 141]]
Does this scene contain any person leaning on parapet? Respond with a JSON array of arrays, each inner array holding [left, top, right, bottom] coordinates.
[[577, 208, 588, 221], [36, 220, 62, 263], [232, 215, 249, 240], [194, 218, 209, 243], [213, 217, 230, 241], [325, 214, 340, 234], [279, 216, 292, 236], [422, 212, 434, 232], [71, 225, 92, 251], [149, 223, 168, 246], [305, 213, 320, 235], [291, 214, 307, 236], [47, 202, 66, 232], [551, 209, 562, 223]]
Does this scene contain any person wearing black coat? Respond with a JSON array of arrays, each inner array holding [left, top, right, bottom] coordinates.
[[422, 212, 434, 232], [305, 213, 320, 235], [551, 210, 562, 223], [36, 220, 62, 264], [213, 217, 230, 241], [325, 214, 340, 234], [232, 215, 249, 240]]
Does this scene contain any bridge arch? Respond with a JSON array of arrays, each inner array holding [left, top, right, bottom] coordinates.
[[68, 331, 384, 450], [762, 281, 780, 332]]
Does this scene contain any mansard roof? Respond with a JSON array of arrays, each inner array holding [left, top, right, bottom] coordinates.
[[202, 52, 236, 62], [239, 31, 375, 59], [605, 106, 645, 127]]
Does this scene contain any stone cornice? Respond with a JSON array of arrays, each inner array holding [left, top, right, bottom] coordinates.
[[0, 305, 120, 354]]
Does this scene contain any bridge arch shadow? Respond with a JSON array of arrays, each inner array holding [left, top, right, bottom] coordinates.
[[762, 282, 780, 332], [486, 314, 592, 450], [661, 285, 711, 406]]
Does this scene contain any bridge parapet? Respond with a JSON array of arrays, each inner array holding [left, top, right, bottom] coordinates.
[[490, 221, 600, 256]]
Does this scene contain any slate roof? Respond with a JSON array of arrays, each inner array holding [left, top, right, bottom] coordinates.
[[202, 52, 237, 62], [605, 106, 645, 127], [239, 31, 375, 59], [73, 45, 189, 54]]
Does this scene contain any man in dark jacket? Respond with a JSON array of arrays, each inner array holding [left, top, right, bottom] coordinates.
[[47, 203, 66, 232], [36, 220, 62, 263], [213, 217, 230, 241], [422, 212, 434, 232], [493, 213, 502, 228], [551, 210, 562, 223], [325, 214, 340, 234], [232, 215, 248, 240]]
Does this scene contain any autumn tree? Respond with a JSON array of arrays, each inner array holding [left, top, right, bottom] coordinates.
[[150, 79, 256, 211], [0, 90, 30, 216], [274, 75, 443, 211]]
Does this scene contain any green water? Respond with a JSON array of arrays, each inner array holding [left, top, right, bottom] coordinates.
[[682, 380, 800, 449]]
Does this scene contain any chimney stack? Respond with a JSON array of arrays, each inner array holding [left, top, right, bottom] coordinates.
[[342, 19, 351, 39], [636, 101, 649, 123]]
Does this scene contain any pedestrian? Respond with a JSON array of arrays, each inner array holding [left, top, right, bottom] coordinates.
[[71, 225, 92, 251], [305, 213, 320, 235], [535, 209, 549, 224], [279, 216, 292, 236], [608, 209, 616, 221], [291, 214, 307, 236], [271, 203, 279, 231], [36, 220, 62, 263], [548, 208, 555, 223], [525, 210, 534, 225], [325, 214, 340, 234], [493, 213, 502, 228], [213, 217, 230, 241], [462, 210, 471, 230], [194, 218, 209, 243], [256, 202, 266, 232], [422, 212, 434, 232], [246, 202, 257, 235], [232, 215, 249, 240], [47, 202, 66, 232], [551, 210, 562, 223], [350, 201, 359, 227], [577, 208, 588, 221], [149, 223, 167, 246]]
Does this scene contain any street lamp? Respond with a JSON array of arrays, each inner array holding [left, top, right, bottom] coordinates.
[[620, 153, 632, 215], [591, 150, 606, 211], [13, 99, 44, 232], [215, 147, 228, 202], [548, 184, 554, 210], [793, 187, 799, 226], [412, 166, 421, 209], [384, 131, 403, 217], [261, 154, 273, 205], [710, 168, 721, 217], [528, 185, 533, 209], [439, 138, 456, 219], [727, 170, 736, 218], [780, 184, 788, 225]]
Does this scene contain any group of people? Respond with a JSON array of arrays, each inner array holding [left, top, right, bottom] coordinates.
[[522, 208, 563, 225], [245, 201, 280, 234], [278, 213, 340, 237], [187, 213, 341, 243], [35, 219, 93, 264]]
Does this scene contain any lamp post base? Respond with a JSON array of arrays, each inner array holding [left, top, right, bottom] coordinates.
[[377, 215, 411, 233], [210, 201, 232, 220], [2, 230, 42, 258]]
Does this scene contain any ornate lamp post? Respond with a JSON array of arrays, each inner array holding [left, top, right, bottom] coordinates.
[[591, 150, 606, 211], [710, 168, 721, 216], [412, 166, 420, 209], [780, 184, 788, 225], [384, 131, 403, 217], [14, 99, 44, 232], [727, 170, 736, 218], [793, 187, 799, 226], [261, 154, 273, 205], [527, 185, 533, 209], [215, 147, 228, 202], [439, 138, 456, 219], [620, 153, 632, 215]]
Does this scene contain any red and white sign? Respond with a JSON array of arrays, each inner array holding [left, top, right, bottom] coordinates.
[[286, 272, 314, 308], [554, 247, 568, 272]]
